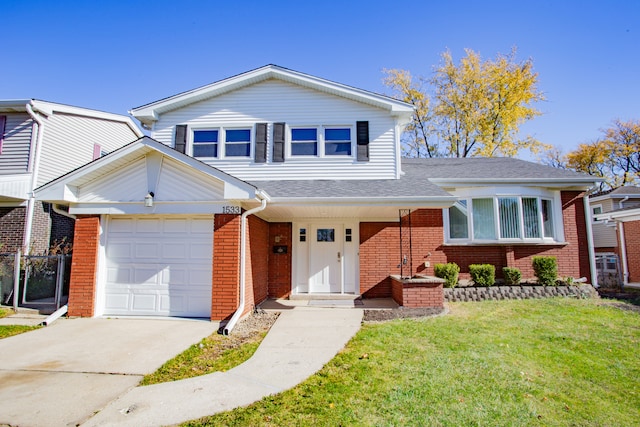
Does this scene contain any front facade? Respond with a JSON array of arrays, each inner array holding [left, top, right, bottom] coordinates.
[[0, 100, 142, 254], [36, 66, 599, 323]]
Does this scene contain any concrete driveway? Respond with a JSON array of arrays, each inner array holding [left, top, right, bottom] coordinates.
[[0, 317, 218, 427]]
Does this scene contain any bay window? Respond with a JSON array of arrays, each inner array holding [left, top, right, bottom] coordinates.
[[446, 195, 557, 243]]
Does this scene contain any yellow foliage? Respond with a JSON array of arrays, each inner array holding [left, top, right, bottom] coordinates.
[[383, 48, 546, 158]]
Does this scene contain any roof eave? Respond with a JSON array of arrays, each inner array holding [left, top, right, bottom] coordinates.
[[130, 65, 414, 123], [431, 178, 601, 189]]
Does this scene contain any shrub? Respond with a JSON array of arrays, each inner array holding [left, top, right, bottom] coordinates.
[[532, 256, 558, 286], [502, 267, 522, 285], [434, 262, 460, 288], [469, 264, 495, 287]]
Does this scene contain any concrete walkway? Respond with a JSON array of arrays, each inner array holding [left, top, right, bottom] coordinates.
[[83, 307, 363, 426], [0, 317, 218, 427]]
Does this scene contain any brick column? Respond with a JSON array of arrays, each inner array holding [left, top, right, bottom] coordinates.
[[504, 246, 515, 270], [211, 214, 241, 321], [68, 216, 100, 317]]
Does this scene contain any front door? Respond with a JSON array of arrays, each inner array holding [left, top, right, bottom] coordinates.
[[309, 225, 342, 293]]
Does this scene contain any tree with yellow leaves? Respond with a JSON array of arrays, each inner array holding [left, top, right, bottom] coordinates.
[[384, 48, 546, 157], [543, 119, 640, 190]]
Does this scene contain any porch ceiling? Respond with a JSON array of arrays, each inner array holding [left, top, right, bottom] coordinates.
[[246, 198, 454, 222]]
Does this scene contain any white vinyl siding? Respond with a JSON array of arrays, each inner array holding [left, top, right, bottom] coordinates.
[[37, 113, 139, 186], [150, 80, 399, 180], [0, 114, 33, 174]]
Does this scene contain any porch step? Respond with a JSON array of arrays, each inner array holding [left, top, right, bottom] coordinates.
[[289, 294, 361, 301]]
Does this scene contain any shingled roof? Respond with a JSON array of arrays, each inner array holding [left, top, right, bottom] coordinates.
[[252, 157, 598, 199]]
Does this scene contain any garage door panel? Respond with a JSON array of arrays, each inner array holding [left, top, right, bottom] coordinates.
[[107, 266, 132, 283], [161, 267, 186, 286], [137, 218, 162, 233], [190, 219, 214, 233], [190, 244, 213, 260], [163, 218, 188, 233], [135, 243, 160, 259], [106, 242, 132, 259], [162, 243, 187, 260], [131, 293, 157, 311], [104, 216, 213, 318]]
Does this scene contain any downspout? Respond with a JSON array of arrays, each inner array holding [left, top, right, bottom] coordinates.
[[52, 204, 76, 220], [222, 190, 269, 335], [617, 197, 630, 286], [583, 194, 598, 288], [23, 101, 46, 253], [618, 221, 629, 286]]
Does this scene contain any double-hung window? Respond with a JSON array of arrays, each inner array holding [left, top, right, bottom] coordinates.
[[290, 128, 318, 156], [446, 195, 557, 243], [193, 130, 219, 158], [324, 127, 352, 156], [224, 128, 251, 157], [192, 127, 252, 158]]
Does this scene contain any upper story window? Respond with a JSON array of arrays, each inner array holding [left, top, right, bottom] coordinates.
[[591, 204, 603, 223], [192, 127, 252, 159], [445, 195, 558, 243], [224, 129, 251, 157], [193, 130, 219, 157], [290, 128, 318, 156], [289, 125, 354, 158], [325, 128, 352, 156]]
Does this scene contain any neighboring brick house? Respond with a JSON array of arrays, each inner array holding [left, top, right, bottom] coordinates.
[[589, 186, 640, 285], [35, 65, 599, 328], [0, 100, 142, 254], [596, 206, 640, 287]]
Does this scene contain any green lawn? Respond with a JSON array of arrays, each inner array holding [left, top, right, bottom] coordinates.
[[186, 298, 640, 427], [0, 307, 41, 338]]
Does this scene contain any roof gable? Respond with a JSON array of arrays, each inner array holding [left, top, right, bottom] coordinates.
[[35, 137, 258, 210], [130, 65, 414, 128]]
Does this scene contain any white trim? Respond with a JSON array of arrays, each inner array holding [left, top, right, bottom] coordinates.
[[130, 65, 414, 127], [443, 190, 564, 245]]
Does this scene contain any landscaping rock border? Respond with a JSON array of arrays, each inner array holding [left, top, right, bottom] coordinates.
[[444, 284, 598, 302]]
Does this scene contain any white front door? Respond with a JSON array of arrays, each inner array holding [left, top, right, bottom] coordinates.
[[309, 225, 343, 293]]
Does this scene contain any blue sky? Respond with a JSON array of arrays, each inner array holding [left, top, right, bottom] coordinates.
[[2, 0, 639, 158]]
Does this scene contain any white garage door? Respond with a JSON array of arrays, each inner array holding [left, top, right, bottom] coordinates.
[[104, 216, 213, 317]]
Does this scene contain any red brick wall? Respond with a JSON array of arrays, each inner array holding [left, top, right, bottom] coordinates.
[[30, 202, 52, 254], [624, 220, 640, 283], [68, 216, 100, 317], [391, 280, 444, 308], [0, 207, 26, 252], [212, 214, 241, 321], [245, 215, 270, 314], [268, 223, 292, 298], [359, 192, 592, 295]]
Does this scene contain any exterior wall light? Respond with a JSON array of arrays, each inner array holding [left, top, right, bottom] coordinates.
[[145, 192, 154, 207]]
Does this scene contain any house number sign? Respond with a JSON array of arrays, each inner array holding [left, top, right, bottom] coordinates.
[[222, 205, 241, 214]]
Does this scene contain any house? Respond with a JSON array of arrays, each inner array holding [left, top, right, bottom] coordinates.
[[0, 100, 142, 254], [589, 187, 640, 285], [595, 206, 640, 287], [34, 65, 599, 327]]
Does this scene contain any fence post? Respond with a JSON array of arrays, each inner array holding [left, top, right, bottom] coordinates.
[[55, 255, 64, 310], [12, 250, 20, 311]]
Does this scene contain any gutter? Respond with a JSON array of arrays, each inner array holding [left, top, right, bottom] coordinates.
[[23, 101, 46, 252], [222, 190, 269, 335]]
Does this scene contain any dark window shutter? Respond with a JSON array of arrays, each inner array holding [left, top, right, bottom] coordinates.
[[254, 123, 267, 163], [272, 122, 285, 162], [0, 115, 6, 155], [356, 121, 369, 161], [174, 124, 187, 154]]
